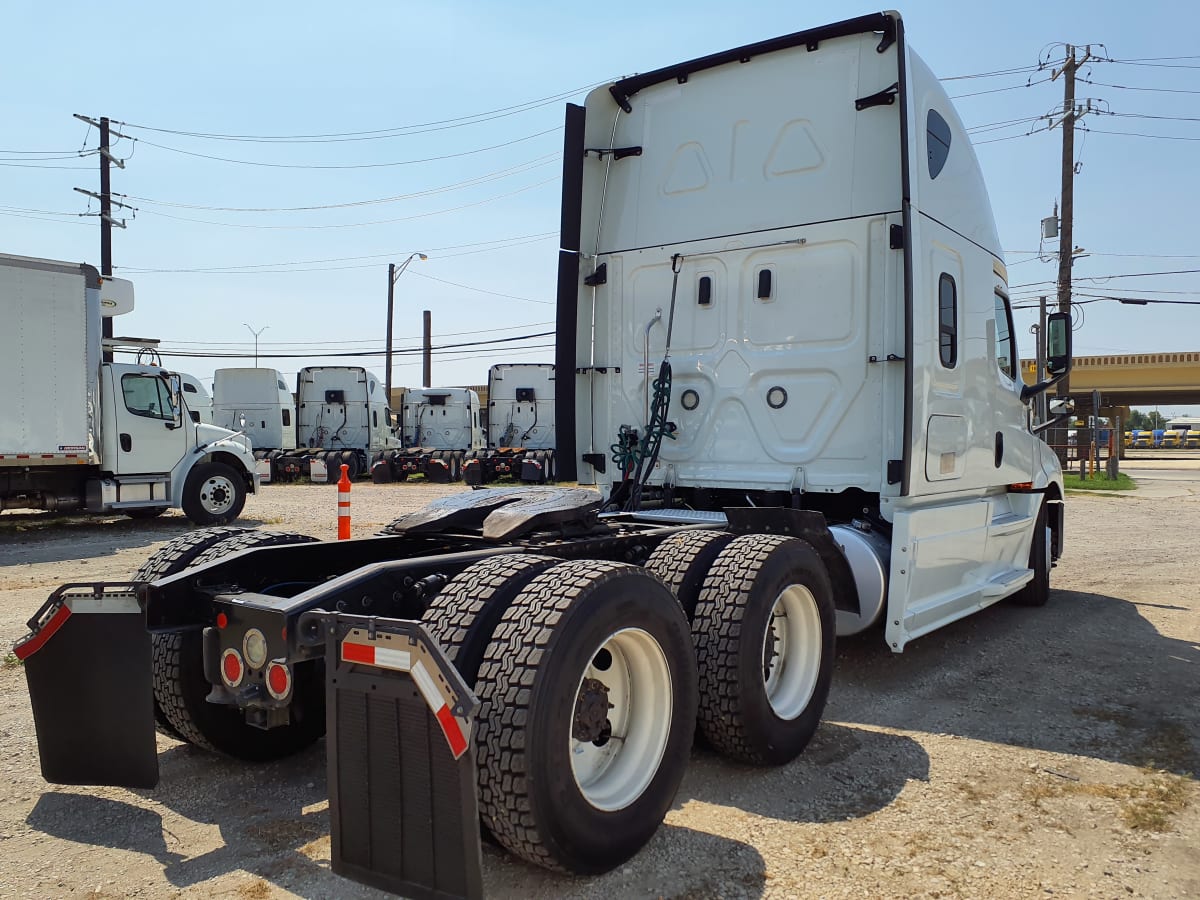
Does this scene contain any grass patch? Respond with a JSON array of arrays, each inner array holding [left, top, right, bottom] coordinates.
[[2, 652, 22, 669], [1024, 769, 1192, 832], [1064, 472, 1136, 491]]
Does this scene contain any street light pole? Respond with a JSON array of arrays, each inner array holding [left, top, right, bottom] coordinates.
[[244, 323, 268, 368], [385, 252, 427, 405]]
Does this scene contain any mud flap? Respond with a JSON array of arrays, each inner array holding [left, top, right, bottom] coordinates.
[[301, 611, 483, 900], [15, 583, 157, 788]]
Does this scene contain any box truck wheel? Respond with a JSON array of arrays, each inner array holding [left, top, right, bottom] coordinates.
[[644, 529, 735, 620], [1010, 501, 1051, 607], [423, 554, 558, 687], [475, 560, 697, 874], [150, 530, 325, 759], [182, 461, 247, 525], [133, 526, 253, 737], [692, 534, 835, 766]]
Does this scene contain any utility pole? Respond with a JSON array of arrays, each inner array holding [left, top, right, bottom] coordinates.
[[385, 252, 427, 403], [1049, 45, 1093, 398], [73, 114, 133, 363], [422, 310, 432, 388]]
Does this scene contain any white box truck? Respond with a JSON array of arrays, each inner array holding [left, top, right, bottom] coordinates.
[[275, 365, 401, 481], [463, 363, 557, 484], [0, 253, 258, 523], [19, 13, 1077, 897], [212, 368, 298, 482], [379, 387, 484, 483]]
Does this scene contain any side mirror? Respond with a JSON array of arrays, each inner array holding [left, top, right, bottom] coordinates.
[[1048, 397, 1074, 418], [1045, 311, 1072, 376]]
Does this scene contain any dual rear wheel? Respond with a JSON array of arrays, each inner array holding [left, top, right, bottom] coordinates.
[[420, 530, 836, 873]]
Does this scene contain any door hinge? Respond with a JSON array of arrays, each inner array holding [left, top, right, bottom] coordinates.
[[887, 459, 903, 485], [855, 82, 899, 111], [585, 146, 642, 161], [889, 223, 905, 249], [584, 263, 607, 287], [868, 354, 905, 363]]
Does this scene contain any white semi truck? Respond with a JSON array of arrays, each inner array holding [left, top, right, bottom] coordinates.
[[378, 387, 485, 482], [18, 13, 1074, 900], [212, 368, 299, 481], [463, 363, 557, 484], [0, 253, 257, 524], [272, 365, 402, 481]]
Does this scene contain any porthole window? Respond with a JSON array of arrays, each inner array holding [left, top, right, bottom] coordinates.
[[927, 109, 951, 180], [938, 273, 957, 368]]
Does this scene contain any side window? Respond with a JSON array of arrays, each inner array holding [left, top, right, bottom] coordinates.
[[182, 382, 197, 394], [278, 380, 287, 391], [372, 410, 378, 428], [938, 273, 957, 368], [121, 374, 175, 421], [281, 408, 291, 427], [993, 290, 1017, 380], [927, 109, 951, 179]]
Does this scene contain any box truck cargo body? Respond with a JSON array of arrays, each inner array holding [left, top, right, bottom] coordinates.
[[0, 253, 257, 523]]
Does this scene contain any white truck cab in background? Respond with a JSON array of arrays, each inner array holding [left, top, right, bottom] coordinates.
[[213, 367, 298, 481], [0, 253, 258, 523]]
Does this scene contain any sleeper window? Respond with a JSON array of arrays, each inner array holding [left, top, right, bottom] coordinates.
[[938, 273, 957, 368]]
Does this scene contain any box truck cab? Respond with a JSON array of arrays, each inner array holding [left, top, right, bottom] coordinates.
[[0, 254, 257, 523]]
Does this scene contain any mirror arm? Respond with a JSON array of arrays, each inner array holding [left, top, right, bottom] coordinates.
[[1032, 410, 1072, 435]]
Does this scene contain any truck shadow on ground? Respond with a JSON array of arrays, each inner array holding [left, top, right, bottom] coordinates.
[[829, 589, 1200, 777], [0, 515, 277, 566]]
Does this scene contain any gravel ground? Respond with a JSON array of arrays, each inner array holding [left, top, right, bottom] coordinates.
[[0, 470, 1196, 899]]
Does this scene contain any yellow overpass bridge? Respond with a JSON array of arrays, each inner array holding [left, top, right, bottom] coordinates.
[[1022, 351, 1200, 410]]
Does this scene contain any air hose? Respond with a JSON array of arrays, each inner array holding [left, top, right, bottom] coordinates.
[[607, 254, 682, 512]]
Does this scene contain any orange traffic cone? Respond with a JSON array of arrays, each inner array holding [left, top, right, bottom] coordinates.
[[337, 463, 351, 540]]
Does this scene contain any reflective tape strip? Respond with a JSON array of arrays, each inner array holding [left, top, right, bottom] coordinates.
[[13, 605, 72, 661], [435, 703, 469, 757], [341, 641, 411, 672], [410, 659, 442, 710]]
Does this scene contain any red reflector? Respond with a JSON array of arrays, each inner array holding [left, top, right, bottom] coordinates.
[[13, 604, 72, 661], [216, 612, 228, 630], [221, 648, 244, 687], [342, 641, 375, 664], [266, 662, 291, 699], [1009, 482, 1035, 492], [435, 704, 469, 757]]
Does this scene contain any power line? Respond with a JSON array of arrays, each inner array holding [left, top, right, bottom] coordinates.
[[118, 231, 557, 274], [121, 154, 557, 213], [159, 320, 555, 346], [134, 174, 559, 230], [1080, 77, 1200, 95], [409, 270, 554, 305], [1080, 127, 1200, 141], [112, 81, 607, 143], [132, 126, 561, 170], [145, 330, 556, 359]]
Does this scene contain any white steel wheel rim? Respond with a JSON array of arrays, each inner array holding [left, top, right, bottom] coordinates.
[[762, 584, 822, 720], [199, 474, 237, 516], [569, 627, 673, 812]]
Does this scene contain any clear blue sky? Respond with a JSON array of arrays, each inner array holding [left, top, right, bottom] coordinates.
[[3, 1, 1197, 416]]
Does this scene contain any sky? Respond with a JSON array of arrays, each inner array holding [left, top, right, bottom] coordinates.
[[3, 1, 1198, 416]]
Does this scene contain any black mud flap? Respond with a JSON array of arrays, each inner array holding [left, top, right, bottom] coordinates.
[[15, 583, 157, 788], [300, 611, 483, 900]]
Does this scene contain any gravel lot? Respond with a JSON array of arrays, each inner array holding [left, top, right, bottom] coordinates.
[[0, 469, 1196, 899]]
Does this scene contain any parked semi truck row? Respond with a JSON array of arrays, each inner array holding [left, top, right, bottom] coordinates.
[[0, 253, 257, 524], [18, 13, 1076, 900]]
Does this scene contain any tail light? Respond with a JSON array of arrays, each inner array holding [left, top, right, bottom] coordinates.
[[221, 648, 245, 688], [265, 660, 292, 700]]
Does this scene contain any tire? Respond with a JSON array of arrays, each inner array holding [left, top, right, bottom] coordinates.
[[125, 506, 167, 520], [692, 534, 836, 766], [423, 554, 559, 688], [475, 560, 697, 874], [134, 526, 254, 738], [546, 450, 557, 483], [151, 530, 325, 759], [644, 530, 735, 620], [1010, 500, 1050, 607], [181, 461, 247, 525]]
